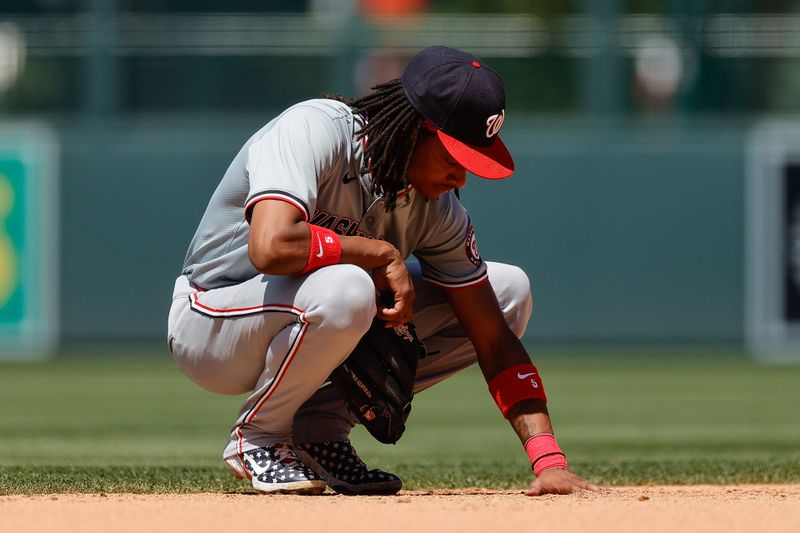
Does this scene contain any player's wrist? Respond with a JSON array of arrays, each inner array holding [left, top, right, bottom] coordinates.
[[380, 242, 402, 265], [297, 224, 342, 275], [524, 433, 568, 476], [339, 237, 400, 269]]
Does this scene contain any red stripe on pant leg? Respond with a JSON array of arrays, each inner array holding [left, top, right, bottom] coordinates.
[[244, 321, 310, 424], [236, 320, 310, 454]]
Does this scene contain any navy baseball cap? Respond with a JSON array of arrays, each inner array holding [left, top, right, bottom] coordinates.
[[401, 46, 514, 180]]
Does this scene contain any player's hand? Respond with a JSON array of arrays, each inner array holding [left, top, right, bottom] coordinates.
[[524, 468, 603, 496], [372, 255, 414, 327]]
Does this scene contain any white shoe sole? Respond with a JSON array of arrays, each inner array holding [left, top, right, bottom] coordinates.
[[226, 454, 327, 495], [251, 478, 327, 495]]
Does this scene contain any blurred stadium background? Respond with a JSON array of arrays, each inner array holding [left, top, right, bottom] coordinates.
[[2, 1, 800, 490], [7, 0, 800, 357]]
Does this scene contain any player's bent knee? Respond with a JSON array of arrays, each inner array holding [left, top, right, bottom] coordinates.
[[310, 265, 376, 333], [488, 262, 533, 338]]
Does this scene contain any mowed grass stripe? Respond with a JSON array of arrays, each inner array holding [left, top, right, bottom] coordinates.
[[2, 460, 799, 494], [1, 350, 798, 493]]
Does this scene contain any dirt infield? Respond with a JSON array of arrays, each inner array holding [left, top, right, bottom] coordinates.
[[2, 485, 799, 533]]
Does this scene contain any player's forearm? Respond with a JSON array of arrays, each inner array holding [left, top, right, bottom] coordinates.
[[339, 236, 400, 269], [473, 330, 531, 382], [507, 399, 554, 443], [464, 328, 563, 461], [482, 338, 568, 477], [447, 283, 557, 441], [248, 219, 312, 274], [475, 336, 555, 442], [249, 210, 398, 274]]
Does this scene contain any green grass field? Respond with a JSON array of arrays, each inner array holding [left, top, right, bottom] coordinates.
[[1, 348, 799, 494]]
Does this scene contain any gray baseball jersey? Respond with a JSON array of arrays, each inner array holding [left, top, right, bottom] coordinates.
[[167, 98, 533, 488], [181, 98, 486, 291]]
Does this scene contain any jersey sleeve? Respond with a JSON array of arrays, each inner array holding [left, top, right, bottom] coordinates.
[[413, 193, 488, 289], [244, 104, 347, 223]]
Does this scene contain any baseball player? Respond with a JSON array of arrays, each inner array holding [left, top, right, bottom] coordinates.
[[167, 46, 600, 496]]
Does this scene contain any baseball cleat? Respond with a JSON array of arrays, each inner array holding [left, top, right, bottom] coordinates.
[[296, 440, 402, 495], [230, 443, 327, 495]]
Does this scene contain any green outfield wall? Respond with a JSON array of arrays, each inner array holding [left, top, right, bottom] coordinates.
[[52, 115, 745, 343]]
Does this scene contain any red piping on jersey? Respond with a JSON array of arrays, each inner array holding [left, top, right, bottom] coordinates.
[[245, 194, 309, 222]]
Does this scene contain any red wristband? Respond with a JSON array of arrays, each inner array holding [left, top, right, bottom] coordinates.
[[299, 224, 342, 275], [488, 363, 547, 419], [525, 433, 568, 476]]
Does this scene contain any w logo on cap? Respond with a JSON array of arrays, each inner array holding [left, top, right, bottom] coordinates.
[[485, 110, 505, 139]]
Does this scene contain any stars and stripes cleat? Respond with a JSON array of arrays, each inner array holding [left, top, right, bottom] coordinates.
[[236, 443, 327, 495], [296, 440, 402, 495]]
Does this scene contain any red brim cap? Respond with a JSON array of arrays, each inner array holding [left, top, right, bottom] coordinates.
[[437, 130, 515, 180]]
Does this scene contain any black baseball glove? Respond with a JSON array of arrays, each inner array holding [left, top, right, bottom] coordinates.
[[328, 318, 427, 444]]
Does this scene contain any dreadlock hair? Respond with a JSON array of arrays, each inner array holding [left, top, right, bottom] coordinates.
[[325, 79, 423, 211]]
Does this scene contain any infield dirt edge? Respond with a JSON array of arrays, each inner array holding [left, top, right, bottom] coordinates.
[[3, 484, 799, 533]]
